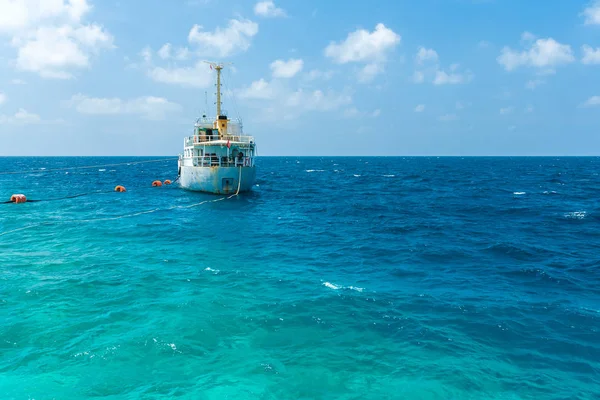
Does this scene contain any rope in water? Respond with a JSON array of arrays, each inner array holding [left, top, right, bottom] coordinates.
[[0, 169, 242, 237], [0, 157, 178, 176]]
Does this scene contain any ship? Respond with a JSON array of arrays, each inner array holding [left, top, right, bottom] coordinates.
[[177, 62, 256, 194]]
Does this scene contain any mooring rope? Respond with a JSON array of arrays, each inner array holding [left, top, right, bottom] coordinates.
[[0, 158, 178, 176]]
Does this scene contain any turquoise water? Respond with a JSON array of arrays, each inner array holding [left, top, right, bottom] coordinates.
[[1, 157, 599, 399]]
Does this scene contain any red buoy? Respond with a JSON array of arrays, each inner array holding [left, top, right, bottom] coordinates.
[[10, 194, 27, 204], [164, 180, 172, 185], [114, 185, 126, 192], [152, 180, 163, 187]]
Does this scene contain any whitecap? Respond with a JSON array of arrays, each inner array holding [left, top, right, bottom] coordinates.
[[564, 211, 587, 220], [348, 286, 364, 292], [513, 192, 526, 195], [543, 191, 558, 195], [323, 282, 341, 290], [353, 174, 361, 177], [305, 169, 325, 173], [40, 168, 46, 170], [205, 267, 220, 273], [98, 169, 106, 172], [383, 174, 395, 177]]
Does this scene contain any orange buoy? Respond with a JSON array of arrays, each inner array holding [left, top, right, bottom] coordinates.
[[114, 185, 126, 192], [152, 180, 163, 187], [164, 180, 172, 185], [10, 194, 27, 204]]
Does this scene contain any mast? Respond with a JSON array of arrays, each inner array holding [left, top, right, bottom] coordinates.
[[203, 61, 230, 118], [215, 64, 222, 118]]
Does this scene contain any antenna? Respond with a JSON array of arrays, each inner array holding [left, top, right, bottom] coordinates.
[[204, 91, 208, 118]]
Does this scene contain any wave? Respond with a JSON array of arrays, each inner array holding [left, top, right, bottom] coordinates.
[[323, 282, 364, 292], [513, 192, 526, 195], [564, 211, 586, 220], [305, 170, 325, 173]]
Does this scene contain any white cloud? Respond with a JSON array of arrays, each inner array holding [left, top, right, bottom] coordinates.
[[238, 77, 352, 120], [0, 108, 41, 125], [416, 47, 438, 64], [67, 94, 181, 120], [148, 61, 213, 88], [497, 36, 575, 71], [10, 79, 26, 84], [414, 104, 425, 112], [500, 106, 514, 115], [238, 78, 277, 100], [582, 45, 600, 65], [305, 69, 334, 81], [413, 49, 472, 85], [285, 89, 351, 112], [526, 79, 545, 90], [0, 1, 113, 79], [158, 43, 171, 59], [325, 23, 400, 64], [521, 31, 536, 43], [12, 24, 113, 79], [254, 1, 286, 18], [582, 1, 600, 25], [188, 18, 258, 57], [439, 113, 458, 121], [324, 23, 399, 83], [433, 69, 471, 85], [358, 63, 383, 83], [155, 43, 189, 61], [270, 58, 303, 78], [581, 96, 600, 107], [0, 92, 6, 105]]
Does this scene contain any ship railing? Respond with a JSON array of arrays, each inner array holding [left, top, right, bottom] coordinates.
[[184, 135, 254, 146], [191, 156, 254, 168]]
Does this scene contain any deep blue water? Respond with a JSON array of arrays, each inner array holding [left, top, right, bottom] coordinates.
[[1, 156, 599, 399]]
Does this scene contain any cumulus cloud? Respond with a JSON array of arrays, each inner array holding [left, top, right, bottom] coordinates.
[[66, 94, 181, 120], [254, 1, 286, 18], [0, 0, 113, 79], [0, 108, 42, 125], [415, 47, 438, 64], [270, 58, 303, 78], [581, 96, 600, 107], [188, 18, 258, 57], [324, 23, 400, 82], [148, 61, 213, 88], [582, 1, 600, 25], [238, 78, 277, 100], [497, 35, 574, 71], [0, 92, 6, 105], [582, 45, 600, 65], [413, 48, 472, 85], [414, 104, 425, 112]]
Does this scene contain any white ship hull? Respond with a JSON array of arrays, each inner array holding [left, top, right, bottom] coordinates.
[[179, 165, 256, 194]]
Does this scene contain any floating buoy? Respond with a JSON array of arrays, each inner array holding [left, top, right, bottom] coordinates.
[[10, 194, 27, 204], [152, 180, 163, 187], [114, 185, 126, 192], [164, 180, 172, 185]]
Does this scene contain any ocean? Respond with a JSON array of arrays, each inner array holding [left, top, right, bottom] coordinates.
[[0, 156, 599, 399]]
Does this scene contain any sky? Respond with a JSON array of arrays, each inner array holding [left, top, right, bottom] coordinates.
[[0, 0, 600, 156]]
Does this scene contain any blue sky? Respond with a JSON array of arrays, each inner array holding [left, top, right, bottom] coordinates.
[[1, 0, 600, 156]]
